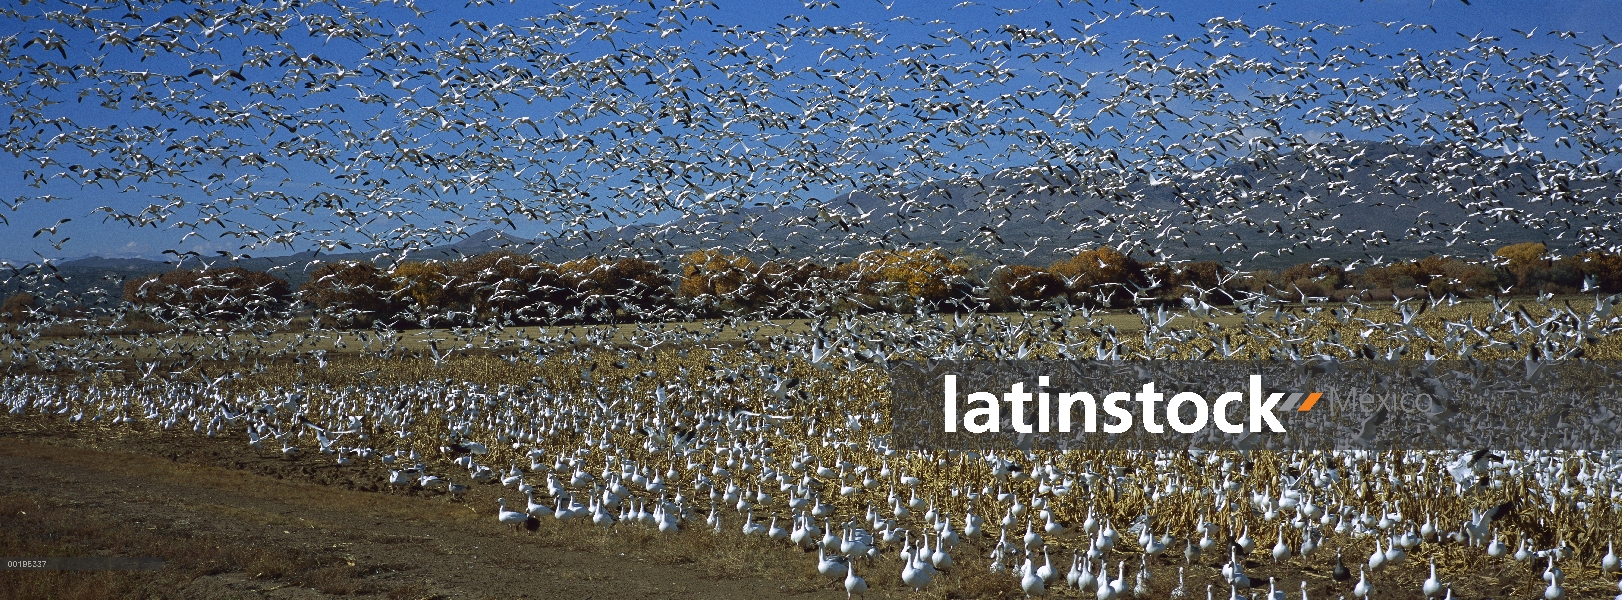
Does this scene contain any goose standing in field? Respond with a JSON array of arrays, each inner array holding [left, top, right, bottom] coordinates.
[[844, 560, 867, 598], [497, 498, 527, 532], [932, 534, 955, 570], [818, 546, 849, 587], [591, 497, 617, 527], [1076, 555, 1098, 592], [1133, 559, 1150, 597], [1093, 560, 1115, 599], [1264, 578, 1285, 600], [767, 514, 788, 541], [740, 510, 762, 536], [1368, 538, 1386, 571], [502, 463, 525, 488], [789, 516, 809, 547], [1027, 547, 1051, 583], [1423, 557, 1443, 597], [1021, 557, 1046, 598], [1024, 518, 1045, 551], [1353, 567, 1372, 598], [525, 489, 551, 517], [447, 480, 469, 501], [656, 503, 680, 533], [388, 468, 412, 492], [1383, 533, 1407, 566], [901, 541, 934, 590], [1487, 531, 1508, 558], [1110, 560, 1129, 599]]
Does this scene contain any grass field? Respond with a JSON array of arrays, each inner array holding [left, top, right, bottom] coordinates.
[[4, 294, 1622, 599]]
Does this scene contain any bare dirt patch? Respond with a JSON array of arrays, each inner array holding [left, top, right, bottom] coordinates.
[[0, 416, 848, 600]]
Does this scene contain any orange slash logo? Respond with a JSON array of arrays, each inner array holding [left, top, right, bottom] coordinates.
[[1282, 392, 1323, 412]]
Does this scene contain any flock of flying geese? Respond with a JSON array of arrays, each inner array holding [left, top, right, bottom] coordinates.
[[1, 0, 1621, 272]]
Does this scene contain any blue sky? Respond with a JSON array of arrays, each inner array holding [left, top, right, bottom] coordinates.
[[2, 0, 1620, 264]]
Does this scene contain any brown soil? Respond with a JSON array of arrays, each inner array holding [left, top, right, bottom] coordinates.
[[0, 416, 846, 600], [2, 414, 1617, 599]]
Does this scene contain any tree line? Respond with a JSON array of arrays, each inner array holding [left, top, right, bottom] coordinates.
[[3, 241, 1619, 328]]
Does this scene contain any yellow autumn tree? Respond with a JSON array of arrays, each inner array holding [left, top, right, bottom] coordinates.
[[390, 260, 451, 310], [1495, 242, 1548, 287], [1048, 246, 1147, 307], [555, 256, 673, 322], [1563, 249, 1622, 293], [833, 248, 971, 309], [678, 250, 756, 307]]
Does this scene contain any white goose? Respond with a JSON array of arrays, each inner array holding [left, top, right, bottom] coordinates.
[[931, 533, 954, 570], [524, 490, 551, 517], [767, 514, 788, 541], [844, 559, 867, 598], [496, 498, 527, 531], [817, 546, 849, 585], [1423, 557, 1443, 597], [1021, 557, 1046, 598]]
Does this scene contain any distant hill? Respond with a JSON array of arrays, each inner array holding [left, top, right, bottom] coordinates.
[[549, 140, 1606, 268], [9, 141, 1617, 302]]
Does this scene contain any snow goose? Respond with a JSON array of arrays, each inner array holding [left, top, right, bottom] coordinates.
[[502, 463, 524, 488], [820, 519, 840, 549], [1020, 557, 1046, 598], [656, 504, 680, 533], [1353, 567, 1371, 598], [1109, 561, 1128, 598], [1264, 577, 1284, 600], [741, 509, 766, 536], [591, 498, 617, 527], [447, 481, 469, 501], [1271, 525, 1290, 563], [1093, 561, 1113, 600], [496, 498, 527, 532], [790, 516, 812, 548], [387, 469, 412, 492], [842, 526, 871, 558], [932, 534, 954, 570], [525, 490, 551, 517], [1076, 556, 1097, 592], [1545, 573, 1564, 600], [1024, 519, 1044, 551], [817, 546, 849, 585], [1423, 557, 1443, 597], [1235, 524, 1254, 554], [767, 514, 788, 541], [1383, 533, 1407, 566], [844, 559, 867, 598], [901, 542, 932, 590]]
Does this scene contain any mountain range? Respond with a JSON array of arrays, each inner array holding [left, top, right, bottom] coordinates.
[[11, 141, 1617, 300]]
